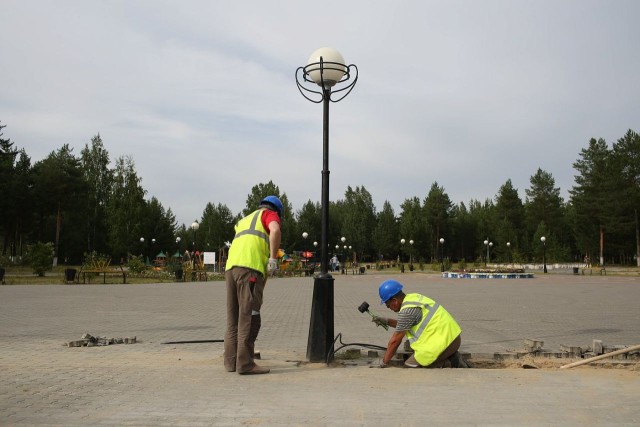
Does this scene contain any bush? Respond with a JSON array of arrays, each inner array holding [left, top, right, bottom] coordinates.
[[0, 253, 11, 268], [82, 251, 111, 270], [126, 255, 147, 275], [26, 242, 55, 276]]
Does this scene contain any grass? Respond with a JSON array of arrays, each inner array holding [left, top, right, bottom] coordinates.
[[0, 265, 225, 285], [2, 264, 638, 285]]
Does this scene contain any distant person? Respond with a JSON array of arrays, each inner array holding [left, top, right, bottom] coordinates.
[[331, 255, 339, 272], [224, 196, 282, 375], [373, 279, 470, 368]]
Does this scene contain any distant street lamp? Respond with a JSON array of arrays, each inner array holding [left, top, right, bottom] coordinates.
[[439, 238, 445, 272], [483, 239, 493, 266], [139, 237, 146, 262], [139, 237, 156, 265], [302, 231, 309, 261], [400, 238, 406, 272], [541, 236, 547, 273], [409, 240, 414, 268], [341, 236, 346, 272], [191, 221, 200, 273], [313, 241, 318, 269], [506, 241, 511, 264]]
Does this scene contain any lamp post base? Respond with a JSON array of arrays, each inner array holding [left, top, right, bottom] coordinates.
[[306, 274, 334, 362]]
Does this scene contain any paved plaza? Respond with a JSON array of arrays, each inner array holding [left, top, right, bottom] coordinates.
[[1, 272, 639, 425]]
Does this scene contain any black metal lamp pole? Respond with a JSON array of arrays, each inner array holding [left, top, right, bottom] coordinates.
[[191, 221, 199, 274], [541, 236, 547, 273], [296, 48, 357, 362], [439, 238, 445, 272]]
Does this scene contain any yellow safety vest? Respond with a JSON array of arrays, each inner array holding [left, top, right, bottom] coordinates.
[[402, 293, 462, 366], [226, 210, 270, 277]]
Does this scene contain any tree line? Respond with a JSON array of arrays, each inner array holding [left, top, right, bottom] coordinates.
[[1, 121, 638, 267]]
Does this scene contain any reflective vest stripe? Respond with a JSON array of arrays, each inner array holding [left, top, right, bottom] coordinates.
[[234, 211, 269, 244], [403, 302, 441, 344]]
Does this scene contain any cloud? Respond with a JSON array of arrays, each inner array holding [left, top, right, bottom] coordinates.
[[1, 0, 639, 225]]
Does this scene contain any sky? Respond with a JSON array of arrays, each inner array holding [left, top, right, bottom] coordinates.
[[1, 0, 639, 227]]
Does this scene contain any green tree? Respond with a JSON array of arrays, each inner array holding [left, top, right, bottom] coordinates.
[[468, 198, 497, 263], [423, 182, 453, 260], [570, 138, 614, 265], [525, 168, 566, 260], [341, 185, 377, 262], [373, 201, 398, 261], [6, 150, 34, 259], [449, 202, 475, 263], [139, 197, 177, 261], [295, 200, 322, 256], [199, 202, 236, 254], [611, 129, 640, 265], [494, 179, 525, 260], [106, 156, 146, 260], [399, 197, 425, 263], [0, 122, 18, 254], [27, 241, 54, 276], [32, 145, 87, 264], [81, 134, 113, 254], [0, 124, 33, 259]]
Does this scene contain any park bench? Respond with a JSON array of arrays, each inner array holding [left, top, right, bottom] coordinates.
[[581, 267, 606, 276], [76, 259, 126, 284]]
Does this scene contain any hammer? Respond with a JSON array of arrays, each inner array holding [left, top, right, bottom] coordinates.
[[358, 301, 389, 330]]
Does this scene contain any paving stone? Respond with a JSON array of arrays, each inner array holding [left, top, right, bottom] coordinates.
[[0, 275, 639, 425]]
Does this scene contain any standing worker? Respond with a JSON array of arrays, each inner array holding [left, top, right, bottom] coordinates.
[[224, 196, 282, 375], [373, 279, 470, 368]]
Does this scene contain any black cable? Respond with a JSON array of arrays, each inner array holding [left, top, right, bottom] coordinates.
[[326, 332, 387, 363], [161, 339, 224, 344]]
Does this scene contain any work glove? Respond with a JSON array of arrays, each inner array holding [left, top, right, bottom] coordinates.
[[371, 315, 389, 329], [267, 258, 278, 274]]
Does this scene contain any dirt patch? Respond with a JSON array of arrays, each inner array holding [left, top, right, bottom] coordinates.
[[332, 349, 640, 370]]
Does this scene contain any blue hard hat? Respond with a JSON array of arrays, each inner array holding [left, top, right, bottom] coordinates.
[[379, 279, 403, 304], [260, 195, 283, 217]]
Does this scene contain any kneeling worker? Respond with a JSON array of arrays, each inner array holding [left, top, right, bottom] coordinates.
[[374, 279, 469, 368]]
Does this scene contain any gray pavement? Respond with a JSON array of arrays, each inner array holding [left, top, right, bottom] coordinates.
[[1, 272, 639, 426]]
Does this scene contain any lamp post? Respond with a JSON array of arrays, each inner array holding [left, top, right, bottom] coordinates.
[[302, 232, 309, 272], [313, 241, 318, 270], [439, 238, 445, 272], [483, 239, 493, 266], [341, 237, 346, 273], [541, 236, 547, 273], [191, 221, 199, 272], [174, 237, 183, 279], [400, 238, 406, 272], [296, 47, 357, 363], [506, 241, 511, 264], [302, 231, 309, 258], [139, 237, 146, 263], [409, 240, 414, 269]]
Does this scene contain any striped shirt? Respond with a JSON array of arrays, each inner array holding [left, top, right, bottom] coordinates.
[[396, 307, 422, 331]]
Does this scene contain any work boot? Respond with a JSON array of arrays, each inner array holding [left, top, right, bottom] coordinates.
[[449, 351, 471, 368], [239, 364, 270, 375]]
